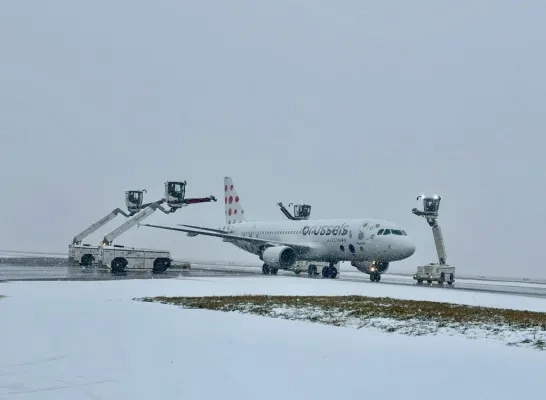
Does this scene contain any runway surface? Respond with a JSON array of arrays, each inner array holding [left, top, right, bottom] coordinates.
[[2, 255, 546, 299]]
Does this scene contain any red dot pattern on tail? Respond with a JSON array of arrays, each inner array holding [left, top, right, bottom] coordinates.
[[224, 178, 244, 224]]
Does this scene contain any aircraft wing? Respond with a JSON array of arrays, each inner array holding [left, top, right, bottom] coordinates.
[[139, 223, 314, 253], [176, 224, 226, 233]]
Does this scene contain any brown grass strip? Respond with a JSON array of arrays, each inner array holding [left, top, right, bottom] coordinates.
[[140, 295, 546, 330]]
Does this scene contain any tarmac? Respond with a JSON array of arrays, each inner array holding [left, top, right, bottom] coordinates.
[[2, 255, 546, 299]]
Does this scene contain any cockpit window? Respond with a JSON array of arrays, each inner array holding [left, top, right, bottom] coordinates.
[[392, 229, 403, 235], [377, 229, 384, 235], [401, 230, 407, 236], [383, 229, 391, 235]]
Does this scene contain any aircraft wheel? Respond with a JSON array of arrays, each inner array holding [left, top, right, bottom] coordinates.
[[322, 267, 330, 278], [270, 267, 278, 275], [262, 264, 270, 275], [329, 267, 338, 279]]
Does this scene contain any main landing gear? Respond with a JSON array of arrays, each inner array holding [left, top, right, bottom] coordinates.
[[262, 263, 278, 275], [370, 272, 381, 282]]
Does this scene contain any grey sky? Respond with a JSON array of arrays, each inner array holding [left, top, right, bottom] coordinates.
[[1, 1, 545, 278]]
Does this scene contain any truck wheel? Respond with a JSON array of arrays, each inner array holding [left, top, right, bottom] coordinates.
[[417, 279, 423, 284], [81, 253, 94, 267], [111, 257, 127, 273], [294, 270, 301, 275], [427, 279, 432, 284], [439, 272, 445, 285], [329, 267, 338, 279], [153, 258, 170, 274]]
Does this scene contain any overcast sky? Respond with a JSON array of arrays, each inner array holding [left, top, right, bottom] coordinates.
[[1, 1, 545, 278]]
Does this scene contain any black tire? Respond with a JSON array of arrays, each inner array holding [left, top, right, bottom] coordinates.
[[322, 267, 330, 278], [270, 267, 278, 275], [262, 264, 270, 274], [80, 253, 94, 267], [153, 258, 171, 274], [294, 270, 301, 275], [111, 257, 127, 273], [329, 267, 338, 279], [417, 279, 423, 284], [308, 264, 317, 276]]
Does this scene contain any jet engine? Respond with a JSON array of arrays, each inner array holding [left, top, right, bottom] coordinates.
[[262, 246, 297, 269], [351, 261, 389, 275]]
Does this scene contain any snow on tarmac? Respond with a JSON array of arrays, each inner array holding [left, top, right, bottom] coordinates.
[[1, 276, 545, 400]]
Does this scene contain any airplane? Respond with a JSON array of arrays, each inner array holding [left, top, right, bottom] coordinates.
[[140, 177, 416, 282]]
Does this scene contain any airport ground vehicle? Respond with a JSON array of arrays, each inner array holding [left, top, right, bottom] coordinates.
[[277, 202, 312, 221], [98, 245, 172, 273], [412, 194, 455, 285], [68, 181, 216, 273]]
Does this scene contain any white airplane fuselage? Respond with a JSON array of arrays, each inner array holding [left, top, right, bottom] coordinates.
[[219, 217, 415, 265], [141, 176, 416, 279]]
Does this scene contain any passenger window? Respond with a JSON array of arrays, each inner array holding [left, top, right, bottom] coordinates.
[[377, 229, 384, 235], [383, 229, 391, 235], [392, 230, 403, 235]]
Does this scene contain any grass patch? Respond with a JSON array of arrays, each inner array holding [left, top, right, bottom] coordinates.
[[137, 295, 546, 351]]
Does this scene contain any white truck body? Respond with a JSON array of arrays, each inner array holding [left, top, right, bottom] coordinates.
[[97, 245, 172, 273], [413, 263, 455, 285], [69, 243, 172, 274], [68, 243, 101, 266]]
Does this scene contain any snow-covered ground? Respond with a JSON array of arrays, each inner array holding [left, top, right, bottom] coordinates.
[[1, 276, 545, 399]]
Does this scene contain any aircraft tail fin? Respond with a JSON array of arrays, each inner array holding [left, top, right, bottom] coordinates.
[[224, 177, 246, 225]]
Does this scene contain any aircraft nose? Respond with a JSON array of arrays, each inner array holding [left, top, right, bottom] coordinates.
[[403, 239, 416, 258]]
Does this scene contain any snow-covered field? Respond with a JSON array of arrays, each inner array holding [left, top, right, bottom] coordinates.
[[1, 276, 545, 399]]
